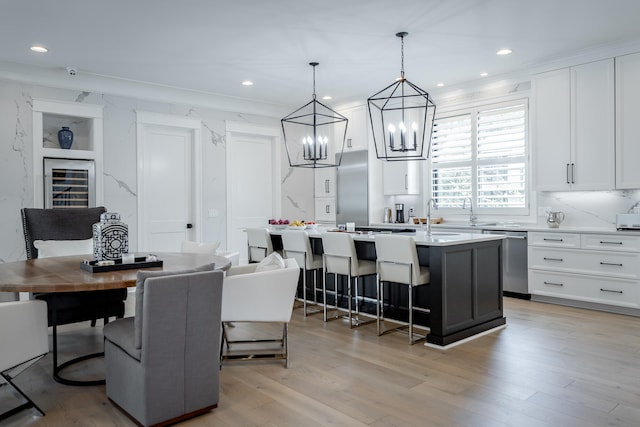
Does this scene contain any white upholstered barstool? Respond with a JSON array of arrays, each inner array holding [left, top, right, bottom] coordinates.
[[281, 230, 323, 317], [374, 234, 430, 344], [321, 232, 376, 328], [246, 228, 277, 263]]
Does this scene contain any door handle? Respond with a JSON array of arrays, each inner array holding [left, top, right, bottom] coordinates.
[[566, 163, 570, 184], [405, 174, 408, 190], [325, 179, 330, 193], [186, 223, 193, 229], [326, 204, 330, 214], [571, 163, 575, 184]]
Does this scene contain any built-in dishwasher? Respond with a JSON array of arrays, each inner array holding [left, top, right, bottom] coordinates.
[[482, 229, 529, 299]]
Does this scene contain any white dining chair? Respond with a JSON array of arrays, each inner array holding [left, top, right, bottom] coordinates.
[[246, 228, 278, 263]]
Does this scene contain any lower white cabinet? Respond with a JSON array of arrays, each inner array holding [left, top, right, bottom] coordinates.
[[528, 231, 640, 310], [315, 198, 335, 223]]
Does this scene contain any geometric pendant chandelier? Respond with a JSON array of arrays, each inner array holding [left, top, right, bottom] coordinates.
[[367, 32, 437, 161], [281, 62, 348, 168]]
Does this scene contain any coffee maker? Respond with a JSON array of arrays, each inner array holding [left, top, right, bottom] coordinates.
[[395, 203, 405, 223]]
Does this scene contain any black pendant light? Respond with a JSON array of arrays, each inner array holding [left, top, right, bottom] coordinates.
[[281, 62, 348, 168], [367, 32, 436, 161]]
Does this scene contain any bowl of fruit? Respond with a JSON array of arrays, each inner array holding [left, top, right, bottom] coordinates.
[[269, 219, 289, 229], [287, 220, 307, 230]]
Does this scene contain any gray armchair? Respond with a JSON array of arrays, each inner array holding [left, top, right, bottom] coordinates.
[[20, 207, 127, 326], [104, 266, 223, 427]]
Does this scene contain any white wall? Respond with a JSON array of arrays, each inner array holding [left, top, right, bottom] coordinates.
[[0, 79, 313, 263]]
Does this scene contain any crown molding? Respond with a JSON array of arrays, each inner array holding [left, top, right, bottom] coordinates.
[[0, 61, 290, 118]]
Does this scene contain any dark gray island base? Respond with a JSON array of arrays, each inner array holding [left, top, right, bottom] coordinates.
[[270, 230, 505, 348]]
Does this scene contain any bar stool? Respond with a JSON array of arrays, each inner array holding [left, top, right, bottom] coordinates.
[[246, 228, 277, 263], [320, 232, 376, 328], [374, 234, 430, 344], [281, 230, 323, 317]]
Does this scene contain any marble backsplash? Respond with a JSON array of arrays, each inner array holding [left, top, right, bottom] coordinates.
[[536, 190, 640, 228]]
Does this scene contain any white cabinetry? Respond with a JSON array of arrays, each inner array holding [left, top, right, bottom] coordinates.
[[528, 231, 640, 310], [615, 52, 640, 189], [314, 167, 335, 197], [383, 161, 420, 195], [338, 105, 368, 152], [532, 59, 614, 191], [314, 168, 336, 223], [314, 198, 335, 222], [32, 99, 104, 208]]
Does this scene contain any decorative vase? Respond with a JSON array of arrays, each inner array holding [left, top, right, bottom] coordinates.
[[57, 126, 74, 149], [93, 212, 129, 261]]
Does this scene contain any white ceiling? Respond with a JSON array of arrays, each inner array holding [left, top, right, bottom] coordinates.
[[3, 0, 640, 108]]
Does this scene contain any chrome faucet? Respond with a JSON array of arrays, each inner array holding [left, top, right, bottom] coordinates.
[[463, 197, 477, 225], [426, 198, 438, 235]]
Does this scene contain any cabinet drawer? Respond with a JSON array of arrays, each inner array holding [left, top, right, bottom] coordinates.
[[529, 232, 580, 248], [529, 270, 639, 308], [528, 247, 639, 279], [314, 198, 335, 222], [581, 234, 640, 252]]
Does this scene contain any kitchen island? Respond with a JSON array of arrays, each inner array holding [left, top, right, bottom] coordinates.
[[269, 227, 506, 348]]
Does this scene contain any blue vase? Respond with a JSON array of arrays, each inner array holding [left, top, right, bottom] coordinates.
[[57, 126, 74, 149]]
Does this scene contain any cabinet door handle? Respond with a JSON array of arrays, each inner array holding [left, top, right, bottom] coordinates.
[[543, 281, 563, 287], [325, 179, 330, 193], [600, 288, 623, 294], [405, 174, 408, 190], [326, 204, 330, 214], [571, 163, 575, 184], [543, 238, 564, 242], [600, 262, 623, 267], [566, 163, 571, 184], [347, 138, 352, 148], [600, 241, 623, 245], [543, 257, 564, 262]]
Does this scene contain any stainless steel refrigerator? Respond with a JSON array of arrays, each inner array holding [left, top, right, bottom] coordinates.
[[336, 150, 368, 227]]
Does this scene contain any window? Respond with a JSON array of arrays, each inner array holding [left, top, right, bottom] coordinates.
[[430, 100, 528, 215]]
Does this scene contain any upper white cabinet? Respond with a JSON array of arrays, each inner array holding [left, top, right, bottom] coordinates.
[[383, 160, 420, 195], [615, 52, 640, 189], [336, 105, 368, 153], [532, 59, 615, 191], [314, 167, 335, 197]]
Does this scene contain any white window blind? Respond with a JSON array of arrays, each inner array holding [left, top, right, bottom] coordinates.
[[431, 100, 528, 213]]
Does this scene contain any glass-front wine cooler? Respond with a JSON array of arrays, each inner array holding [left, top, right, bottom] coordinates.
[[43, 158, 96, 209]]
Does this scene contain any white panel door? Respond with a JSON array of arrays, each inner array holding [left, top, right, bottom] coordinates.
[[227, 133, 275, 264], [141, 126, 193, 251]]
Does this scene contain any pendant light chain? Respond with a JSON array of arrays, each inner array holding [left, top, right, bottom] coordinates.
[[400, 33, 405, 79]]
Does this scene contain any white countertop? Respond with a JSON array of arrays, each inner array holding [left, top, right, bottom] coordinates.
[[368, 222, 640, 236], [269, 226, 505, 247]]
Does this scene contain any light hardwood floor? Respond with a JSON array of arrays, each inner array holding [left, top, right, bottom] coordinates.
[[2, 297, 640, 426]]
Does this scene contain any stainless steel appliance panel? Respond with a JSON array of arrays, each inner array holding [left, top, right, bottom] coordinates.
[[336, 150, 368, 227], [44, 158, 96, 209], [483, 229, 529, 297]]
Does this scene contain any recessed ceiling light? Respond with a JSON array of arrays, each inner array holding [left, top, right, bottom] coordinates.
[[30, 45, 48, 53], [496, 48, 512, 56], [480, 72, 488, 77], [241, 80, 253, 86], [322, 95, 332, 100], [437, 82, 445, 87]]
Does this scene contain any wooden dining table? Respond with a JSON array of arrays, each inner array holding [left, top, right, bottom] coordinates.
[[0, 252, 231, 386]]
